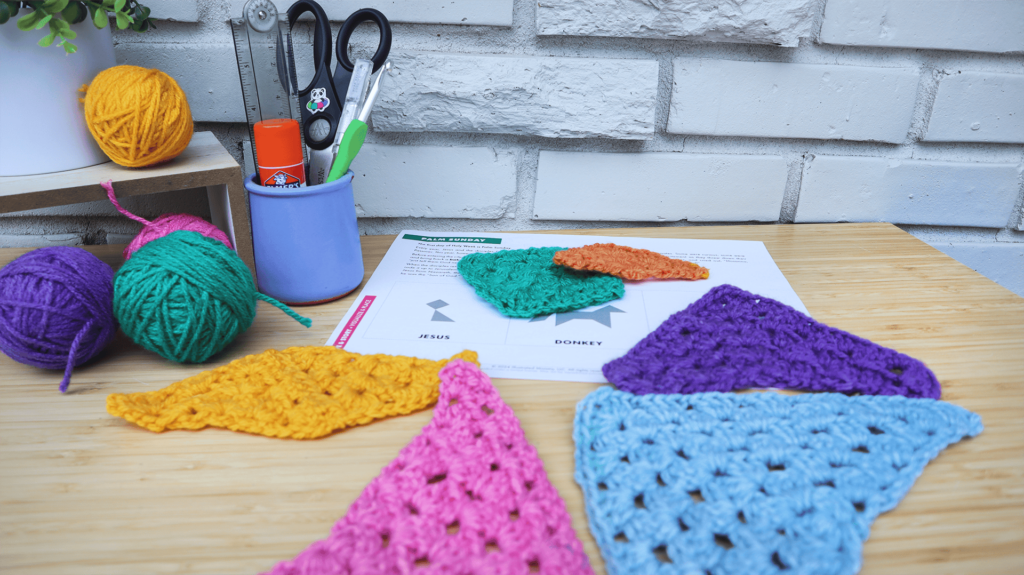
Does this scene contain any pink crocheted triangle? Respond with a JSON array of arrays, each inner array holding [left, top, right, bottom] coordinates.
[[264, 360, 594, 575]]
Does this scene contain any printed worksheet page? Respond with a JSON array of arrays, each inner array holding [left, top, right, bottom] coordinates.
[[327, 231, 807, 383]]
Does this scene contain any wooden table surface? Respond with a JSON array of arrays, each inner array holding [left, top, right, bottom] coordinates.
[[1, 223, 1022, 575]]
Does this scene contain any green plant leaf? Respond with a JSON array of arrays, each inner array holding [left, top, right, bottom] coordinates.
[[114, 10, 130, 29], [43, 0, 70, 12], [38, 21, 59, 47], [131, 14, 148, 31], [92, 5, 107, 28], [62, 1, 87, 24], [34, 13, 53, 30], [113, 0, 125, 12], [16, 10, 42, 31], [63, 39, 78, 54], [0, 3, 12, 26]]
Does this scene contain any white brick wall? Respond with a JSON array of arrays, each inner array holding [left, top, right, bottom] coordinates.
[[795, 156, 1020, 227], [537, 0, 816, 47], [0, 234, 84, 248], [925, 72, 1024, 144], [373, 53, 658, 139], [145, 0, 200, 22], [820, 0, 1024, 53], [351, 144, 516, 218], [667, 60, 919, 143], [3, 0, 1022, 297], [534, 152, 787, 222]]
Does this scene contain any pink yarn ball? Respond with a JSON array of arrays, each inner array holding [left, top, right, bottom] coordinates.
[[101, 180, 233, 260], [123, 213, 232, 260]]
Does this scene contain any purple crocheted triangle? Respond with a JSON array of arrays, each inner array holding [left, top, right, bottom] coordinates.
[[603, 285, 941, 399]]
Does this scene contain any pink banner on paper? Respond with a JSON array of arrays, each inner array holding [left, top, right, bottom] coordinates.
[[332, 295, 376, 348]]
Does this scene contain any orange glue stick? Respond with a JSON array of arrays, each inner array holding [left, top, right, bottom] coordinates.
[[254, 119, 306, 188]]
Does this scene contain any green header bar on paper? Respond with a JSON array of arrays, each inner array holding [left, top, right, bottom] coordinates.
[[402, 234, 502, 244]]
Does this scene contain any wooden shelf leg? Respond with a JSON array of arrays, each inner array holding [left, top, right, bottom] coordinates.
[[206, 183, 233, 245], [207, 179, 256, 279]]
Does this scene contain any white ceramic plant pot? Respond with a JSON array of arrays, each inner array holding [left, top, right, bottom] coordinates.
[[0, 20, 116, 176]]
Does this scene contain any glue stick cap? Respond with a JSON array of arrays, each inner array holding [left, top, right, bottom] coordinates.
[[254, 119, 305, 188]]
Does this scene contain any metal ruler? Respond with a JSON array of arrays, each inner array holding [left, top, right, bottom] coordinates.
[[230, 0, 302, 175]]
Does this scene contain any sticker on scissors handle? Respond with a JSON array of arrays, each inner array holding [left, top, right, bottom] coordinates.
[[307, 87, 331, 114]]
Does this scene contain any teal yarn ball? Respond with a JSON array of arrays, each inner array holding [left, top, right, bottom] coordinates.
[[112, 231, 310, 363]]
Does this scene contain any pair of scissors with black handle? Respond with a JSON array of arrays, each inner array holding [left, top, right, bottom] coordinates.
[[287, 0, 391, 183]]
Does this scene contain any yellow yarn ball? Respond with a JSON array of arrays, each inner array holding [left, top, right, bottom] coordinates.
[[83, 65, 193, 168]]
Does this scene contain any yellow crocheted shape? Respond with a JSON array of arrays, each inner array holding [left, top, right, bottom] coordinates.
[[554, 243, 710, 281], [106, 347, 479, 439]]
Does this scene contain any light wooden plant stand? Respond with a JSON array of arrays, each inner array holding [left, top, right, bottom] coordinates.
[[0, 132, 254, 274]]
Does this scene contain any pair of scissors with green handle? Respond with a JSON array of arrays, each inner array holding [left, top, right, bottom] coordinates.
[[325, 60, 391, 183]]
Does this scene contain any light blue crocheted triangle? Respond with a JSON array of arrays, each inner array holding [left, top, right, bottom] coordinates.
[[574, 389, 982, 575]]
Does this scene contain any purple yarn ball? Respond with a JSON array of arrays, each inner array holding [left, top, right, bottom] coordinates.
[[0, 247, 118, 393]]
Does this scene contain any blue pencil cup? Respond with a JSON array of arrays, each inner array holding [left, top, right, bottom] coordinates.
[[245, 171, 364, 305]]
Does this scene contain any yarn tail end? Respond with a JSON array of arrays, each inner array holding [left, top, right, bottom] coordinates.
[[255, 293, 313, 328], [59, 364, 72, 390], [60, 320, 92, 393]]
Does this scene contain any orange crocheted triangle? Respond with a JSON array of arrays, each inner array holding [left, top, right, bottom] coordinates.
[[106, 347, 478, 439], [553, 243, 710, 281]]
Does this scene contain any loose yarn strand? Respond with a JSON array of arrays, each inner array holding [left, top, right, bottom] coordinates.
[[101, 180, 151, 226], [255, 293, 313, 328], [61, 320, 92, 393]]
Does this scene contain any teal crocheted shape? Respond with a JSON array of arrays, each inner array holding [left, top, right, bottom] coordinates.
[[457, 247, 624, 318], [574, 388, 982, 575]]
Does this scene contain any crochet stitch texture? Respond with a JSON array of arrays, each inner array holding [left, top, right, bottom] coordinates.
[[106, 347, 478, 439], [574, 388, 982, 575], [553, 243, 709, 281], [265, 360, 594, 575], [458, 247, 624, 318], [603, 284, 941, 399]]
